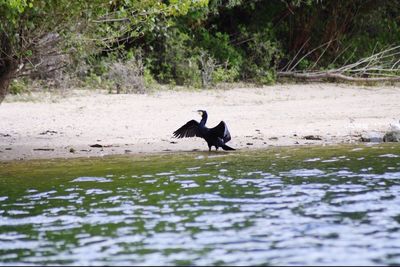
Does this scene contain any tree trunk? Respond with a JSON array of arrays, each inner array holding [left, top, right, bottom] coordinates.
[[0, 58, 17, 104], [0, 33, 17, 104]]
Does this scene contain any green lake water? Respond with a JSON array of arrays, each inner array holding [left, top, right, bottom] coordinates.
[[0, 144, 400, 266]]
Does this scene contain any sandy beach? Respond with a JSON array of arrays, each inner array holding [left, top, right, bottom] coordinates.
[[0, 83, 399, 161]]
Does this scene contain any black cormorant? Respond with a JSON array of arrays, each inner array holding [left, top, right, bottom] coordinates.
[[173, 110, 235, 151]]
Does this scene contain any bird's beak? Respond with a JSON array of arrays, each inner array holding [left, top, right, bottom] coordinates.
[[196, 110, 203, 115]]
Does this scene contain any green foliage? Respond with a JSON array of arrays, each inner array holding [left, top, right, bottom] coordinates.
[[83, 73, 103, 89], [212, 67, 239, 83], [143, 68, 157, 88], [9, 79, 28, 95], [0, 0, 31, 26], [239, 25, 282, 82], [297, 59, 312, 71], [337, 3, 400, 66], [3, 0, 400, 94], [272, 0, 400, 72], [198, 30, 243, 70], [255, 70, 276, 86], [79, 49, 156, 93], [148, 28, 202, 87]]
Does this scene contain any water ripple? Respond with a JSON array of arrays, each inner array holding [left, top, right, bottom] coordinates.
[[72, 176, 112, 183], [1, 145, 400, 265]]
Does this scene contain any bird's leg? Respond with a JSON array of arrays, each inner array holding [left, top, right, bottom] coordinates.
[[208, 145, 211, 152], [216, 146, 219, 151]]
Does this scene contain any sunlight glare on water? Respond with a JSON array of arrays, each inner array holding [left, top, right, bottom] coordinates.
[[0, 144, 400, 265]]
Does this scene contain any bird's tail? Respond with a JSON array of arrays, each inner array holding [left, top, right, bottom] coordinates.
[[221, 144, 235, 151]]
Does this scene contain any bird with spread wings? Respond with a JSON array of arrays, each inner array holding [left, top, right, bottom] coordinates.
[[173, 110, 235, 151]]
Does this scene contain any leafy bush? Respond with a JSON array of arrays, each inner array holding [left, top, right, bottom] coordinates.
[[149, 28, 202, 87], [76, 49, 157, 93], [197, 30, 243, 72], [212, 66, 239, 83], [143, 68, 157, 88], [255, 70, 276, 85], [105, 58, 145, 94], [239, 25, 282, 83], [9, 79, 28, 95]]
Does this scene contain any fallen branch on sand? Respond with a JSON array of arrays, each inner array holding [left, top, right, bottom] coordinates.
[[277, 71, 400, 82], [278, 43, 400, 83]]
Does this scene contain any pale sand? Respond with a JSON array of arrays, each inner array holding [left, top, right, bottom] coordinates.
[[0, 83, 399, 161]]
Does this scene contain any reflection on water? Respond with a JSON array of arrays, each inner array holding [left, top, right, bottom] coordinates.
[[0, 144, 400, 265]]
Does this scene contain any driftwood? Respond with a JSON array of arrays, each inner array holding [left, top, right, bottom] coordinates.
[[279, 43, 400, 83], [277, 71, 400, 82]]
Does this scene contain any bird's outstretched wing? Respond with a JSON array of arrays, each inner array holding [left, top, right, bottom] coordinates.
[[173, 120, 201, 138], [209, 121, 231, 143]]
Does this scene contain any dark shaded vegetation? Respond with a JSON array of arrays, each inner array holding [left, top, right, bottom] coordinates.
[[1, 0, 400, 100]]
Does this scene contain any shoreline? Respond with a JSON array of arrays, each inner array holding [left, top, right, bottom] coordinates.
[[0, 137, 363, 162], [1, 83, 399, 161]]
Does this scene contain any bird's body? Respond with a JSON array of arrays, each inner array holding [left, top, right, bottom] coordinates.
[[173, 110, 235, 151]]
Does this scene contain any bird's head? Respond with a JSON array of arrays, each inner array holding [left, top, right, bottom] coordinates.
[[197, 110, 207, 118]]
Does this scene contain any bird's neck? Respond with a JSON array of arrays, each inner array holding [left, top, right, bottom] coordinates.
[[200, 114, 207, 127]]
